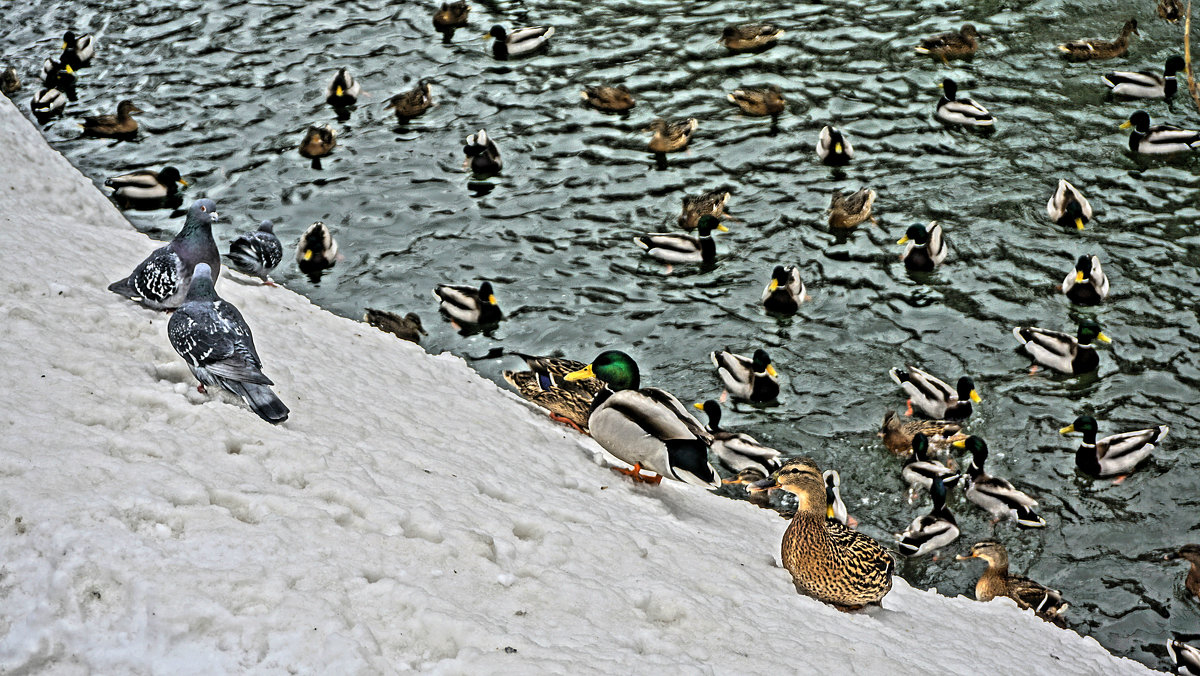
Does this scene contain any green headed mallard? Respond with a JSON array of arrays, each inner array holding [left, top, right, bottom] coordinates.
[[104, 166, 187, 206], [1058, 19, 1138, 61], [898, 222, 947, 272], [503, 353, 603, 433], [914, 24, 979, 63], [648, 117, 698, 153], [721, 23, 784, 53], [1121, 110, 1200, 155], [486, 25, 555, 59], [957, 540, 1068, 623], [1103, 56, 1186, 99], [1062, 254, 1109, 305], [901, 432, 961, 494], [727, 84, 785, 118], [81, 100, 141, 138], [463, 128, 502, 174], [296, 221, 338, 277], [581, 85, 635, 112], [816, 125, 853, 166], [823, 470, 851, 526], [325, 67, 362, 106], [1060, 415, 1168, 478], [386, 80, 433, 120], [1167, 636, 1200, 674], [897, 475, 960, 557], [1012, 319, 1110, 375], [711, 347, 779, 403], [433, 1, 470, 31], [634, 214, 727, 265], [761, 265, 805, 315], [879, 410, 964, 457], [693, 400, 782, 481], [955, 436, 1046, 529], [935, 78, 993, 127], [1047, 179, 1092, 231], [1163, 545, 1200, 602], [677, 189, 731, 229], [888, 367, 979, 420], [828, 188, 876, 229], [364, 309, 427, 344], [60, 30, 95, 69], [432, 281, 501, 326]]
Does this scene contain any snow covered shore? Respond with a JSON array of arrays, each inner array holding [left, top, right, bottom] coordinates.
[[0, 97, 1151, 674]]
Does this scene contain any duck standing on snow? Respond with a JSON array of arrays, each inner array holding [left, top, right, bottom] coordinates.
[[1060, 415, 1168, 479], [59, 30, 95, 69], [1047, 179, 1092, 231], [1163, 546, 1200, 602], [878, 410, 964, 457], [1103, 56, 1186, 99], [432, 281, 501, 327], [677, 189, 731, 229], [761, 264, 805, 314], [1012, 319, 1109, 375], [647, 117, 699, 153], [81, 100, 141, 138], [386, 80, 433, 120], [816, 125, 853, 166], [295, 221, 338, 278], [108, 198, 220, 310], [897, 222, 947, 272], [1058, 19, 1138, 61], [889, 366, 979, 419], [105, 166, 187, 208], [463, 129, 502, 175], [1062, 254, 1109, 305], [721, 23, 784, 52], [897, 475, 959, 557], [298, 123, 336, 169], [364, 309, 427, 345], [954, 436, 1046, 528], [957, 540, 1068, 624], [915, 24, 979, 63], [503, 353, 603, 433], [581, 85, 635, 112], [693, 400, 782, 482], [711, 347, 780, 404], [828, 188, 876, 229], [634, 214, 728, 266], [935, 78, 993, 127], [486, 25, 555, 59], [226, 220, 283, 285], [325, 67, 362, 106], [1121, 110, 1200, 155]]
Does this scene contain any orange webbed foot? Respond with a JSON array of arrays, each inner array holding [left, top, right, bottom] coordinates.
[[904, 399, 913, 416], [549, 412, 585, 434], [1112, 474, 1128, 485]]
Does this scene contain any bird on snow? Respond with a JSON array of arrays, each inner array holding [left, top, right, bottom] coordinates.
[[108, 198, 221, 310], [226, 220, 283, 286]]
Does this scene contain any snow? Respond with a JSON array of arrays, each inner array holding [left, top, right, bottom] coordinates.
[[0, 96, 1152, 674]]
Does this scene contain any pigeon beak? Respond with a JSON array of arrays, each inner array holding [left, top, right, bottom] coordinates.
[[564, 364, 595, 382], [210, 211, 219, 223]]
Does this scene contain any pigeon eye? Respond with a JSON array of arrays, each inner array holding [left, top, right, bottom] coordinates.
[[200, 205, 207, 212]]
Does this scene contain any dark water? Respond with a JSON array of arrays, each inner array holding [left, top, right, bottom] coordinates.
[[5, 0, 1200, 667]]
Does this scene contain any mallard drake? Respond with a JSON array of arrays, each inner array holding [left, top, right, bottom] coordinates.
[[634, 214, 727, 265], [1159, 0, 1185, 22], [1121, 110, 1200, 155], [693, 400, 782, 481], [762, 264, 805, 315], [898, 222, 947, 272], [648, 117, 698, 153], [816, 125, 853, 166], [298, 123, 337, 169], [901, 433, 961, 494], [711, 347, 780, 403], [463, 129, 502, 175], [721, 23, 784, 53], [828, 188, 876, 229], [59, 30, 95, 69], [751, 459, 893, 610], [955, 436, 1046, 528], [386, 80, 433, 120], [503, 353, 603, 433], [879, 410, 964, 457], [1, 66, 19, 94], [364, 309, 427, 344], [433, 1, 469, 31], [1012, 319, 1110, 375], [432, 281, 501, 326], [486, 25, 555, 59], [40, 62, 76, 101], [105, 166, 187, 206], [888, 367, 979, 420], [1060, 415, 1168, 478], [935, 78, 993, 127], [897, 475, 960, 557], [226, 220, 283, 285], [1059, 19, 1138, 61], [823, 470, 850, 526], [30, 86, 69, 119], [1167, 636, 1200, 675], [1046, 179, 1092, 231], [1164, 545, 1200, 601], [957, 540, 1068, 623], [677, 189, 731, 229], [564, 350, 721, 487], [581, 85, 635, 112], [1062, 254, 1109, 305], [325, 67, 362, 106], [727, 84, 785, 117], [915, 24, 980, 63], [1103, 56, 1186, 99], [81, 100, 141, 138], [296, 221, 338, 276]]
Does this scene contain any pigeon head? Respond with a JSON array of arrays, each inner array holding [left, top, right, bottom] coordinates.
[[258, 219, 275, 233], [186, 263, 219, 301]]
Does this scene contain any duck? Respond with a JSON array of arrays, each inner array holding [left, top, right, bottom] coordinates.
[[648, 117, 698, 153], [296, 221, 338, 276], [816, 125, 853, 166], [901, 432, 961, 494], [750, 458, 893, 610], [104, 166, 187, 206], [888, 366, 979, 419], [325, 67, 362, 106], [2, 66, 20, 94], [59, 30, 95, 69], [1012, 319, 1110, 375], [956, 540, 1068, 623], [1159, 0, 1185, 22], [503, 353, 604, 433], [581, 85, 635, 112], [364, 309, 427, 344], [897, 222, 947, 272], [80, 100, 141, 138], [226, 220, 283, 285], [677, 189, 731, 229], [761, 264, 805, 315], [634, 214, 727, 265], [298, 123, 337, 169], [40, 62, 76, 101], [433, 1, 470, 32], [1103, 56, 1186, 99], [954, 436, 1046, 528], [1046, 179, 1092, 231], [935, 78, 993, 127], [564, 350, 721, 487], [727, 84, 786, 118], [914, 24, 980, 63], [693, 400, 782, 481], [878, 410, 964, 457], [1163, 545, 1200, 601], [30, 85, 69, 119], [1062, 254, 1109, 305], [823, 470, 850, 526], [828, 188, 876, 229], [486, 25, 555, 59], [711, 347, 780, 403], [1167, 637, 1200, 675], [721, 23, 784, 53], [1060, 415, 1168, 478], [1121, 110, 1200, 155], [897, 475, 960, 557], [1058, 18, 1138, 61], [463, 129, 502, 175], [385, 80, 433, 120], [432, 281, 501, 326]]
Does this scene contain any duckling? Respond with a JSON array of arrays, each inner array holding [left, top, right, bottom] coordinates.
[[1167, 636, 1200, 675], [486, 25, 555, 59], [711, 347, 780, 403], [647, 117, 698, 153], [385, 80, 433, 120], [1046, 179, 1092, 231], [80, 100, 141, 138], [957, 540, 1068, 623], [564, 350, 720, 487], [1159, 0, 1185, 22], [1012, 319, 1110, 375], [816, 125, 853, 166], [581, 85, 635, 112], [897, 222, 947, 272], [677, 189, 731, 229], [761, 264, 805, 315], [463, 129, 502, 175], [30, 86, 69, 119], [1059, 18, 1138, 61], [1163, 545, 1200, 601], [433, 1, 469, 32], [694, 400, 782, 481], [751, 458, 893, 610], [226, 220, 283, 285], [634, 214, 727, 265], [878, 410, 964, 458], [935, 78, 993, 127], [1103, 56, 1186, 99], [298, 123, 337, 169], [721, 23, 784, 53], [364, 309, 427, 344], [914, 24, 980, 63], [897, 475, 960, 557], [59, 30, 95, 69], [901, 432, 961, 494], [828, 188, 876, 229], [432, 281, 501, 327], [1121, 110, 1200, 155], [1, 66, 19, 94], [888, 367, 979, 420], [1062, 254, 1109, 305], [296, 221, 338, 277], [325, 67, 362, 106], [823, 470, 851, 526], [503, 353, 603, 433], [105, 166, 187, 206], [1060, 415, 1168, 478], [727, 84, 786, 118], [954, 436, 1046, 528]]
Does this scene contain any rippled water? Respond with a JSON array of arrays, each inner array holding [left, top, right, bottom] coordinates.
[[6, 0, 1200, 667]]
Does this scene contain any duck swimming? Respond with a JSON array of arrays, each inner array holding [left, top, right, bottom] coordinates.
[[957, 540, 1068, 624], [1046, 179, 1092, 231], [897, 475, 959, 557], [634, 214, 727, 265], [298, 123, 337, 169], [828, 188, 875, 229], [364, 309, 427, 344], [81, 100, 141, 138], [1059, 18, 1138, 61], [581, 85, 635, 112], [816, 125, 853, 166], [935, 78, 993, 127], [711, 347, 780, 403], [386, 80, 433, 120], [1060, 415, 1168, 478], [432, 281, 501, 327], [1121, 110, 1200, 155], [648, 117, 698, 153], [915, 24, 979, 63], [955, 436, 1046, 529], [693, 400, 782, 482], [325, 67, 362, 106], [761, 264, 805, 315], [1061, 254, 1109, 305], [463, 129, 502, 175], [897, 222, 947, 272], [1012, 319, 1109, 375], [721, 23, 784, 53], [889, 366, 979, 419], [486, 25, 555, 59], [1103, 56, 1186, 99]]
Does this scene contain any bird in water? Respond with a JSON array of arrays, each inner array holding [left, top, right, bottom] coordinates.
[[463, 129, 502, 175], [108, 198, 220, 311], [298, 124, 336, 169], [295, 221, 338, 281], [957, 540, 1068, 624], [104, 166, 187, 210], [385, 80, 434, 121], [816, 125, 853, 166], [364, 309, 427, 344], [761, 264, 806, 315], [80, 100, 141, 138], [1060, 254, 1109, 305], [325, 67, 362, 106], [1046, 179, 1092, 231], [226, 220, 283, 286], [432, 281, 501, 328], [486, 25, 555, 59]]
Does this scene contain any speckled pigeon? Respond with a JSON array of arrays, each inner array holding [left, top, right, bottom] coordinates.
[[225, 219, 283, 285], [167, 263, 289, 424], [109, 198, 221, 310]]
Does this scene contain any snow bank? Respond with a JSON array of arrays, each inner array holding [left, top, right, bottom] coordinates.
[[0, 97, 1150, 674]]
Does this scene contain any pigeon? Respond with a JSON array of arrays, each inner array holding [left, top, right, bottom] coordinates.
[[108, 198, 221, 310], [168, 263, 289, 424], [226, 220, 283, 285]]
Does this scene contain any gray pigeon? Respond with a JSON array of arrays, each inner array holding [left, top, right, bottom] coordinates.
[[167, 263, 289, 424], [225, 219, 283, 285], [108, 198, 221, 310]]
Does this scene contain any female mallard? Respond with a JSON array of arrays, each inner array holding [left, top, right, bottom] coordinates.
[[433, 1, 469, 31], [823, 470, 851, 526], [634, 214, 727, 265], [888, 366, 979, 419], [693, 400, 782, 481], [957, 541, 1068, 623], [721, 23, 784, 53], [1167, 637, 1200, 674], [1062, 254, 1109, 305], [463, 129, 502, 175], [60, 30, 95, 69], [901, 433, 961, 494], [486, 25, 555, 59], [1058, 19, 1138, 61], [2, 66, 20, 94], [727, 84, 785, 118], [677, 189, 731, 229], [296, 221, 338, 276], [935, 78, 993, 127], [897, 222, 947, 272], [752, 458, 893, 610], [816, 125, 853, 166], [386, 80, 433, 120], [954, 436, 1046, 528], [299, 123, 337, 169], [1164, 545, 1200, 601], [325, 67, 362, 106], [648, 117, 698, 153], [1159, 0, 1185, 22], [828, 188, 876, 229], [364, 309, 427, 344], [711, 347, 780, 403], [879, 410, 964, 457], [503, 353, 603, 433], [564, 350, 721, 487], [432, 281, 501, 326], [1060, 415, 1168, 478], [1046, 179, 1092, 231], [81, 100, 141, 138], [1012, 319, 1110, 375], [914, 24, 979, 63], [1121, 110, 1200, 155], [897, 475, 960, 557], [1103, 56, 1186, 99], [226, 220, 283, 285], [581, 85, 635, 112], [762, 264, 805, 315], [105, 166, 187, 206]]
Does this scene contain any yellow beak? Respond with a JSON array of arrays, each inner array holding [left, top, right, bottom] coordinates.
[[1075, 271, 1084, 283], [897, 235, 909, 245], [62, 41, 68, 49], [826, 505, 835, 519], [487, 294, 497, 305], [1059, 424, 1075, 434], [969, 390, 981, 403], [952, 439, 966, 449], [937, 82, 944, 89], [1075, 218, 1084, 231], [693, 402, 705, 410], [1119, 120, 1132, 130], [768, 279, 779, 292], [303, 250, 313, 261], [65, 64, 74, 74], [483, 32, 494, 39], [178, 178, 189, 186], [564, 364, 595, 382], [335, 86, 344, 97], [766, 364, 778, 377], [717, 224, 729, 232], [1097, 332, 1112, 343], [834, 143, 842, 154]]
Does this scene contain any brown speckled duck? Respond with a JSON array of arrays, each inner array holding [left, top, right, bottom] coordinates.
[[1165, 544, 1200, 601], [727, 84, 785, 118], [879, 410, 964, 457], [648, 117, 698, 153], [957, 541, 1068, 624], [364, 309, 427, 344], [386, 81, 433, 120], [433, 1, 469, 32], [915, 24, 979, 63], [1058, 19, 1138, 61], [721, 23, 784, 52], [81, 100, 141, 137], [678, 189, 731, 229], [1159, 0, 1184, 22], [581, 85, 635, 112], [503, 353, 604, 434], [828, 188, 876, 229]]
